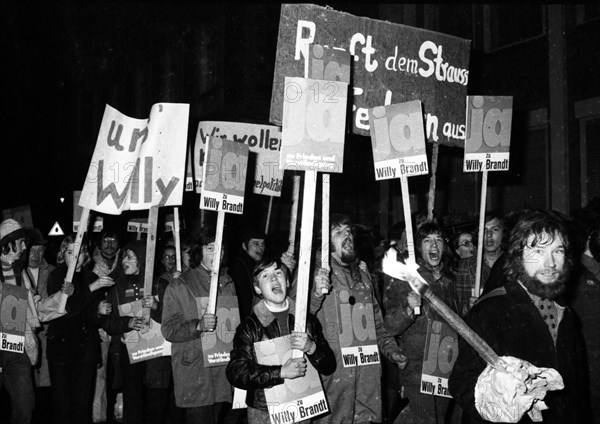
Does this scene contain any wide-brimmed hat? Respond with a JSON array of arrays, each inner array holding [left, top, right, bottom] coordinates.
[[0, 219, 31, 247]]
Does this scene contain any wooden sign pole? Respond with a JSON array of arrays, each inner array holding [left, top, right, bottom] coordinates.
[[400, 175, 416, 263], [174, 207, 182, 272], [58, 207, 90, 313], [207, 209, 226, 315], [142, 206, 159, 322], [287, 175, 301, 255], [473, 170, 489, 297], [265, 196, 273, 235], [427, 141, 439, 222], [292, 170, 317, 358]]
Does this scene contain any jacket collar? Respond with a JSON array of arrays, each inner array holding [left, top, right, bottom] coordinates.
[[253, 297, 295, 327]]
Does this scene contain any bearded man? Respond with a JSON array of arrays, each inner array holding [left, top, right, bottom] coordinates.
[[311, 214, 406, 424], [449, 210, 590, 423]]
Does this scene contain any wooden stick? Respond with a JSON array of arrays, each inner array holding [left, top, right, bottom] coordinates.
[[292, 170, 317, 358], [58, 207, 90, 313], [265, 196, 273, 235], [473, 169, 489, 297], [400, 174, 416, 263], [174, 207, 182, 272], [142, 206, 159, 322], [427, 141, 439, 222], [207, 210, 225, 315], [321, 174, 330, 294], [287, 175, 301, 256]]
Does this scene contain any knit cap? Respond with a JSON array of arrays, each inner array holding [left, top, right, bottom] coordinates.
[[0, 219, 30, 247]]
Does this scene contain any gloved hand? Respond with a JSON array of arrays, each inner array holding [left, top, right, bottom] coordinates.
[[474, 355, 564, 423]]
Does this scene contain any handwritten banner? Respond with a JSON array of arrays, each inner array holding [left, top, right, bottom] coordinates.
[[79, 103, 189, 214], [463, 96, 513, 172], [196, 296, 241, 367], [118, 299, 171, 363], [270, 4, 471, 146], [200, 137, 249, 215], [194, 122, 283, 197], [0, 283, 28, 354], [255, 336, 329, 424], [280, 77, 348, 173], [369, 100, 429, 180], [420, 320, 458, 398]]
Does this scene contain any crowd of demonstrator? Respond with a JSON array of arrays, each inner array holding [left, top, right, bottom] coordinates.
[[1, 198, 600, 424]]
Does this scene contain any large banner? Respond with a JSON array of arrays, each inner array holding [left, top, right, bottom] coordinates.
[[369, 100, 429, 180], [196, 296, 241, 367], [0, 283, 28, 354], [463, 96, 513, 172], [335, 288, 380, 368], [280, 77, 348, 173], [118, 299, 171, 363], [255, 336, 329, 424], [194, 122, 283, 197], [420, 319, 458, 398], [200, 137, 249, 215], [270, 4, 471, 146], [79, 103, 189, 214]]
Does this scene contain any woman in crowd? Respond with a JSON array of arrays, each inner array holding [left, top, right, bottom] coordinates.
[[382, 222, 458, 424], [226, 257, 335, 424], [46, 235, 115, 424], [161, 228, 238, 424]]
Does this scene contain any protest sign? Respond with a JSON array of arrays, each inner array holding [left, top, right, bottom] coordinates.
[[73, 191, 103, 232], [463, 96, 513, 172], [119, 299, 170, 363], [127, 217, 149, 234], [196, 296, 240, 367], [185, 145, 194, 192], [2, 204, 33, 228], [369, 100, 429, 180], [280, 77, 348, 173], [255, 336, 329, 424], [270, 4, 471, 146], [334, 287, 380, 367], [420, 319, 458, 398], [0, 283, 28, 354], [194, 121, 283, 197], [200, 137, 249, 215], [79, 103, 189, 214]]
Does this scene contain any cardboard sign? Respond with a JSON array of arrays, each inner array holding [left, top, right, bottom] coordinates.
[[194, 122, 283, 197], [118, 299, 171, 363], [185, 145, 194, 192], [73, 191, 103, 232], [270, 4, 471, 146], [79, 103, 189, 214], [164, 213, 185, 233], [195, 296, 241, 367], [369, 101, 429, 180], [2, 205, 33, 228], [463, 96, 513, 172], [280, 77, 348, 173], [334, 288, 380, 368], [255, 336, 329, 424], [307, 44, 351, 83], [200, 137, 249, 215], [127, 218, 149, 234], [0, 283, 28, 354], [420, 319, 458, 398]]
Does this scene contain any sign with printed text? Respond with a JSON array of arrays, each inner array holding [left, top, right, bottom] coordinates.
[[185, 145, 194, 192], [280, 77, 348, 173], [194, 122, 283, 197], [270, 4, 471, 146], [164, 213, 185, 233], [127, 218, 149, 234], [196, 296, 241, 367], [119, 299, 171, 363], [73, 191, 103, 232], [420, 319, 458, 398], [307, 45, 351, 84], [79, 103, 189, 214], [369, 100, 429, 180], [2, 204, 33, 228], [334, 288, 380, 368], [200, 137, 249, 215], [463, 96, 513, 172], [0, 283, 28, 354], [255, 336, 329, 424]]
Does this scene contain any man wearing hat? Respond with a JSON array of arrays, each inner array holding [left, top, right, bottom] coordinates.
[[0, 218, 40, 424]]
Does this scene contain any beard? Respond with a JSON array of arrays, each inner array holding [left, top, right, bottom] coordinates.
[[518, 262, 570, 300], [334, 236, 357, 264]]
